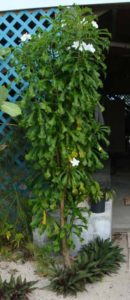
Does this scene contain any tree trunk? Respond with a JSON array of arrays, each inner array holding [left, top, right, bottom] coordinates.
[[60, 192, 71, 268]]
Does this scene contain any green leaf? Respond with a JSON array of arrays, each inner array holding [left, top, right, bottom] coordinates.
[[40, 102, 52, 113], [0, 47, 10, 60], [1, 101, 21, 117], [60, 231, 65, 239], [0, 86, 8, 104]]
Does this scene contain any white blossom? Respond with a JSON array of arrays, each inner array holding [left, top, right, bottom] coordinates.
[[61, 20, 66, 27], [92, 20, 98, 28], [81, 19, 98, 28], [61, 22, 66, 28], [81, 17, 88, 24], [79, 41, 88, 51], [70, 158, 80, 167], [83, 43, 95, 53], [68, 41, 95, 53], [21, 33, 32, 42], [71, 41, 80, 49]]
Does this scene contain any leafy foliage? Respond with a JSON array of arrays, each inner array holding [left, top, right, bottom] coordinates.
[[13, 5, 110, 263], [0, 275, 37, 300], [49, 238, 125, 296], [77, 238, 125, 275], [0, 47, 21, 117], [0, 85, 21, 118], [0, 47, 10, 60], [89, 183, 116, 204], [49, 265, 86, 295], [0, 187, 32, 253], [32, 243, 67, 276]]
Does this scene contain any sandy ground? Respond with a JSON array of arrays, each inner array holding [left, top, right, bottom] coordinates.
[[0, 233, 130, 300]]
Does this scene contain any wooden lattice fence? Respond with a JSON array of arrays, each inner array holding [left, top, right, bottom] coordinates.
[[0, 8, 56, 189]]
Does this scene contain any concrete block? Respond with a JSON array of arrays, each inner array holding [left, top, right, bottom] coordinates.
[[33, 200, 113, 251], [72, 200, 113, 253]]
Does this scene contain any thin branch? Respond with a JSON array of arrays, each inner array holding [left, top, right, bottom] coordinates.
[[0, 122, 18, 127]]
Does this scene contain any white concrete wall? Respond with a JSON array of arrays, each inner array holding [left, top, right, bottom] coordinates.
[[33, 200, 113, 252], [72, 200, 113, 253], [0, 0, 130, 12]]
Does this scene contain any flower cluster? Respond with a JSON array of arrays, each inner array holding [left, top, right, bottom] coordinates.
[[20, 33, 31, 42], [68, 41, 95, 53], [81, 18, 98, 29]]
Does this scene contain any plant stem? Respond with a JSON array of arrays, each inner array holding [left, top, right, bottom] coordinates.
[[0, 122, 17, 127], [56, 148, 71, 268], [60, 190, 71, 268]]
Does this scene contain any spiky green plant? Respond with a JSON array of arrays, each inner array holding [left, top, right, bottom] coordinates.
[[0, 275, 37, 300], [77, 238, 125, 276], [49, 238, 125, 296], [49, 265, 86, 296]]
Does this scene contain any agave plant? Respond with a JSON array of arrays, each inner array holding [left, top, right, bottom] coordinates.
[[0, 275, 37, 300], [49, 265, 86, 296], [77, 238, 125, 276], [49, 238, 125, 296]]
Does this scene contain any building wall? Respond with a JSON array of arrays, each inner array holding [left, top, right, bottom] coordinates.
[[0, 0, 129, 12]]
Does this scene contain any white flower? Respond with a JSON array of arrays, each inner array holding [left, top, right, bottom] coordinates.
[[81, 19, 98, 28], [67, 41, 79, 51], [70, 158, 80, 167], [83, 43, 95, 53], [61, 23, 66, 28], [81, 17, 88, 24], [71, 41, 80, 49], [61, 20, 66, 27], [21, 33, 32, 42], [92, 21, 98, 29], [68, 41, 95, 53], [79, 44, 84, 51], [79, 41, 87, 51]]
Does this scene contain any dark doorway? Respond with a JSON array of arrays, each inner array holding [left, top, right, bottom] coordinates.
[[103, 95, 130, 231], [92, 3, 130, 230], [104, 95, 130, 175]]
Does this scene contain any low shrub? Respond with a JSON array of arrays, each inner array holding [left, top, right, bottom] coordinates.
[[0, 275, 37, 300], [0, 186, 32, 254], [49, 265, 86, 295], [77, 238, 124, 276], [49, 238, 125, 296]]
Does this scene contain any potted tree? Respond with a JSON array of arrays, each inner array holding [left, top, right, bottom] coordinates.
[[13, 6, 110, 268]]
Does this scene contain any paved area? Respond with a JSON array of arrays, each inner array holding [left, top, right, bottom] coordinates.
[[112, 170, 130, 231], [0, 233, 129, 300]]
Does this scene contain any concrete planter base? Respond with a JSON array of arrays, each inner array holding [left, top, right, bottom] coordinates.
[[33, 200, 113, 250], [72, 200, 113, 253], [33, 228, 48, 247]]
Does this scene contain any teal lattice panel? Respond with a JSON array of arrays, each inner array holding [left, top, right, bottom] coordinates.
[[0, 8, 57, 188]]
